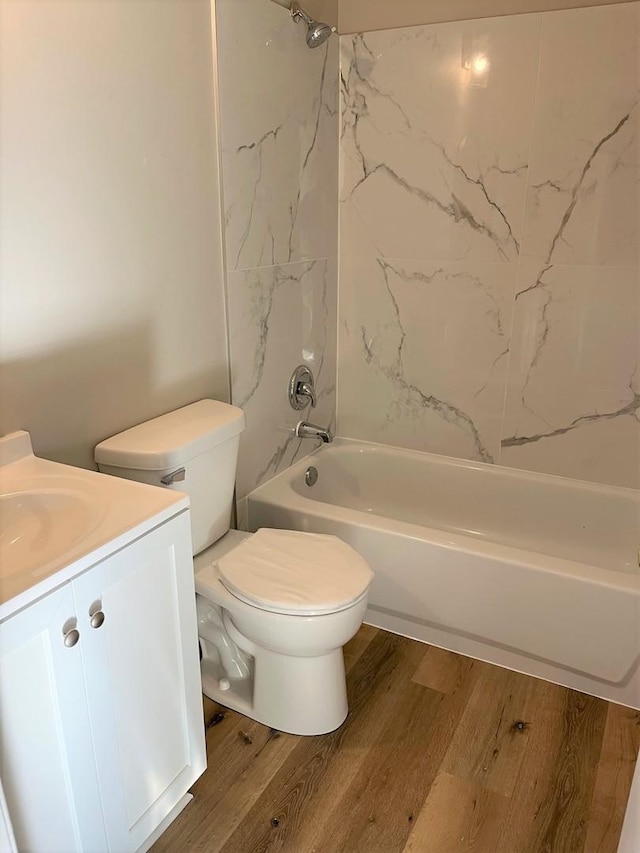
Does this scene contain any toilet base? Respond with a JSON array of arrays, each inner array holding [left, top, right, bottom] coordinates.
[[199, 643, 348, 736]]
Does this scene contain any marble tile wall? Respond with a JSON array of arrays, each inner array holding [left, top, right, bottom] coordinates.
[[215, 0, 339, 500], [338, 2, 640, 488]]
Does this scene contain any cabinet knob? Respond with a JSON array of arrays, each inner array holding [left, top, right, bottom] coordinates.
[[90, 610, 105, 629], [63, 628, 80, 648]]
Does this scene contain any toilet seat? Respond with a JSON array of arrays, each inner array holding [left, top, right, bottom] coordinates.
[[211, 528, 373, 616]]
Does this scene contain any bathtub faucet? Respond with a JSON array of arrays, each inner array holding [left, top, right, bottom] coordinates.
[[295, 421, 333, 443]]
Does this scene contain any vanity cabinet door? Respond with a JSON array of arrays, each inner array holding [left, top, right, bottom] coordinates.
[[72, 511, 206, 852], [0, 583, 107, 852], [0, 780, 17, 853]]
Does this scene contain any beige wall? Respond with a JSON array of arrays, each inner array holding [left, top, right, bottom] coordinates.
[[309, 0, 339, 26], [339, 0, 633, 32], [0, 0, 229, 469]]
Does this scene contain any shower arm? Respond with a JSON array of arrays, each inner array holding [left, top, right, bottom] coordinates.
[[271, 0, 336, 49], [290, 2, 312, 26]]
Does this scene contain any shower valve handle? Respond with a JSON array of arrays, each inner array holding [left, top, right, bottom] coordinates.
[[289, 365, 317, 410]]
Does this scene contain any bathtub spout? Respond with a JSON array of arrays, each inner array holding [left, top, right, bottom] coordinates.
[[295, 421, 333, 443]]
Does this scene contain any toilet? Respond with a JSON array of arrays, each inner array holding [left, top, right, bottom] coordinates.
[[94, 400, 373, 736]]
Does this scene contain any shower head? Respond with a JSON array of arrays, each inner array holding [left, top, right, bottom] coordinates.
[[290, 2, 335, 49]]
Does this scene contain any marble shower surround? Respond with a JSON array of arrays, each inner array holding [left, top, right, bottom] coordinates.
[[217, 0, 338, 271], [228, 259, 337, 500], [215, 0, 339, 499], [338, 3, 640, 488]]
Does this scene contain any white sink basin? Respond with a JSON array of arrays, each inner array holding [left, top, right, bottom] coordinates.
[[0, 430, 188, 616], [0, 488, 100, 578]]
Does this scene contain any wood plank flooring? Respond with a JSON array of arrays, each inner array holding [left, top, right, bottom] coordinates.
[[152, 626, 640, 853]]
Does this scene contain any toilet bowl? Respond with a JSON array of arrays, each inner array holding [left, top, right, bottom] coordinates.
[[194, 529, 371, 735], [94, 400, 374, 736]]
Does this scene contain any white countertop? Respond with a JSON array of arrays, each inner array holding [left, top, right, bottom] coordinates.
[[0, 431, 189, 621]]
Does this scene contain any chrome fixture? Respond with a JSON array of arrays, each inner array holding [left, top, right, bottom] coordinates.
[[290, 2, 335, 49], [63, 627, 80, 648], [161, 467, 186, 486], [89, 601, 105, 629], [296, 421, 333, 443], [289, 364, 317, 410], [305, 466, 318, 486]]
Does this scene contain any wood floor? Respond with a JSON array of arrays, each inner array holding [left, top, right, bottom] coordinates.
[[153, 626, 640, 853]]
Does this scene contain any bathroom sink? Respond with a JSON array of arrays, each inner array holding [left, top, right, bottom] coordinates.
[[0, 488, 101, 578], [0, 430, 188, 615]]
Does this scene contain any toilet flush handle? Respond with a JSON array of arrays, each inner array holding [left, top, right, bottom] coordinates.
[[161, 467, 186, 486]]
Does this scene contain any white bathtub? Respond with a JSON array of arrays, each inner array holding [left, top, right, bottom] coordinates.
[[247, 439, 640, 708]]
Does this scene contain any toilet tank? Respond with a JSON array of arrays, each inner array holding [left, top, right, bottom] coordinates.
[[94, 400, 245, 555]]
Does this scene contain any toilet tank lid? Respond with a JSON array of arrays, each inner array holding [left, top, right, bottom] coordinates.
[[94, 400, 245, 471]]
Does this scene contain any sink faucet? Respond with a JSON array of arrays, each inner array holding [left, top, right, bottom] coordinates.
[[295, 421, 333, 443]]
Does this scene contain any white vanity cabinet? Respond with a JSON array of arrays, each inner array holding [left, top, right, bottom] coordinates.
[[0, 510, 206, 853], [0, 781, 17, 853]]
